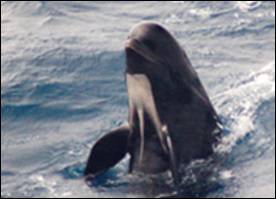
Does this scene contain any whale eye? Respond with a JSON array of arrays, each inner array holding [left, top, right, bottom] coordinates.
[[143, 39, 156, 51]]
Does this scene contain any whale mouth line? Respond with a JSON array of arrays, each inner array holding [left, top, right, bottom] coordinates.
[[125, 38, 162, 65]]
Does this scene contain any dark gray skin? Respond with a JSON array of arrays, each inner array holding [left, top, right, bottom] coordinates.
[[85, 22, 221, 185]]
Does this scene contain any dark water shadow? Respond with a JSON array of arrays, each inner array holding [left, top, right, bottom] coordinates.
[[61, 162, 85, 180]]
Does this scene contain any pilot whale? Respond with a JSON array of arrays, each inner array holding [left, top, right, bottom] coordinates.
[[84, 22, 221, 185]]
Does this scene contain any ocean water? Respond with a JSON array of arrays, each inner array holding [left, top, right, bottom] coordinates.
[[1, 1, 275, 198]]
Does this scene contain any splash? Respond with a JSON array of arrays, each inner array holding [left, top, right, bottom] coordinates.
[[215, 61, 275, 153]]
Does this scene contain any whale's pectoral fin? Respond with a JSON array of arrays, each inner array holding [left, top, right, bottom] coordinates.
[[84, 125, 130, 178]]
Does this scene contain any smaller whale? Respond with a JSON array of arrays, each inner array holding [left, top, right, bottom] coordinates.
[[85, 22, 221, 185]]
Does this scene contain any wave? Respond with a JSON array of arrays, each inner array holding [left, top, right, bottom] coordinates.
[[235, 1, 262, 12], [1, 103, 101, 121], [214, 61, 275, 154], [1, 48, 126, 122], [208, 62, 275, 198]]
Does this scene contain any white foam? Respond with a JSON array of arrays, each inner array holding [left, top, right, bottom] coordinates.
[[29, 174, 57, 196], [189, 8, 212, 19], [165, 14, 182, 24], [220, 170, 234, 180], [216, 116, 254, 153], [235, 1, 262, 12]]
